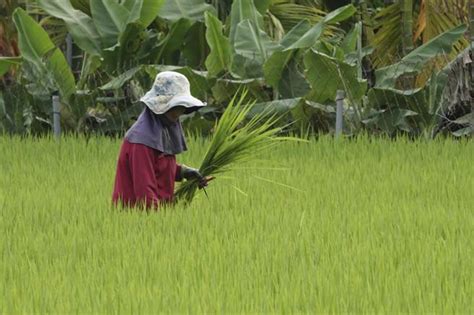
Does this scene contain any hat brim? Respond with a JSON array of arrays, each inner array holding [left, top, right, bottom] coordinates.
[[167, 95, 206, 114], [142, 94, 206, 115]]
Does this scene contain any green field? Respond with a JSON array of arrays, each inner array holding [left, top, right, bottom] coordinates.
[[1, 135, 472, 313]]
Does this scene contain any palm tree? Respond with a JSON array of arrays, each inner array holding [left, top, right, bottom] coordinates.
[[370, 0, 469, 84], [266, 1, 327, 38]]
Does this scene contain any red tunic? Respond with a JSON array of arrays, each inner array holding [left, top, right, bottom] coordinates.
[[112, 139, 182, 210]]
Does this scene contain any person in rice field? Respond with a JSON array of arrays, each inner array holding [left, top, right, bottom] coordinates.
[[112, 71, 212, 210]]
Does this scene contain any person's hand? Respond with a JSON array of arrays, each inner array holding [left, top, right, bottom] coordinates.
[[198, 176, 215, 189], [181, 165, 215, 189], [181, 165, 202, 181]]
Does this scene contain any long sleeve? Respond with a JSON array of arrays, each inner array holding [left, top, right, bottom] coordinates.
[[129, 143, 160, 209], [175, 164, 183, 182]]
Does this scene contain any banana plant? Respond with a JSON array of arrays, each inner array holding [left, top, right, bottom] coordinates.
[[263, 4, 357, 98], [35, 0, 169, 79], [374, 25, 467, 89], [367, 25, 468, 138], [0, 8, 75, 135], [12, 8, 75, 101], [204, 11, 232, 77]]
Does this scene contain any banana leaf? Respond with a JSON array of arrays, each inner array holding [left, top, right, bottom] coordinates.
[[90, 0, 129, 48], [374, 24, 467, 89], [234, 20, 281, 64], [37, 0, 102, 56], [182, 22, 209, 69], [264, 8, 356, 93], [159, 0, 215, 22], [210, 78, 261, 103], [284, 4, 356, 51], [254, 0, 271, 14], [229, 0, 264, 46], [341, 22, 361, 54], [13, 8, 75, 101], [279, 20, 311, 49], [151, 18, 193, 65], [362, 108, 418, 135], [304, 49, 367, 104], [101, 22, 148, 73], [278, 60, 310, 99], [70, 0, 91, 15], [263, 50, 294, 88], [454, 113, 474, 125], [262, 20, 310, 90], [230, 54, 265, 79], [204, 11, 232, 77], [247, 98, 303, 117], [123, 0, 165, 27]]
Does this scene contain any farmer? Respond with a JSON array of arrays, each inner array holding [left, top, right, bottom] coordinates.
[[112, 71, 212, 210]]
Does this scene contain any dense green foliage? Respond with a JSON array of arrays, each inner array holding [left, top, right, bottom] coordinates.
[[0, 0, 472, 138], [1, 135, 473, 312]]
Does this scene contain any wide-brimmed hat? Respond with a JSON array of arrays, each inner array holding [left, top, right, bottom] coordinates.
[[140, 71, 206, 115]]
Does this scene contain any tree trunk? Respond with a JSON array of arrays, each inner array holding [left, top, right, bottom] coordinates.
[[401, 0, 414, 56], [470, 0, 474, 44], [356, 0, 374, 42], [353, 0, 375, 86], [470, 0, 473, 111], [400, 0, 414, 89]]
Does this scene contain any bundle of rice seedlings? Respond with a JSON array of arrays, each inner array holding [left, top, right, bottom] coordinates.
[[175, 90, 297, 204]]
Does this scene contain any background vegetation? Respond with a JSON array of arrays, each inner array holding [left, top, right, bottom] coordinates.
[[0, 0, 473, 138], [2, 3, 472, 312]]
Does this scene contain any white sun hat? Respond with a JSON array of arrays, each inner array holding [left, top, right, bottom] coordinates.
[[140, 71, 206, 115]]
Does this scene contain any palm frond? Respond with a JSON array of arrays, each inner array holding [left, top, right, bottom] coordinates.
[[372, 0, 468, 71], [269, 2, 326, 31], [370, 2, 402, 68], [414, 0, 468, 86], [268, 2, 346, 44]]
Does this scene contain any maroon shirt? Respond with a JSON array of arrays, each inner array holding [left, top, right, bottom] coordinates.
[[112, 139, 182, 210]]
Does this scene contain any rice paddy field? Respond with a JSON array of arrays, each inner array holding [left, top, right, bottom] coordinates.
[[0, 135, 473, 313]]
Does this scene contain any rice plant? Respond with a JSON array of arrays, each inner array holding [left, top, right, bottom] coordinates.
[[0, 134, 472, 313], [175, 90, 296, 203]]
